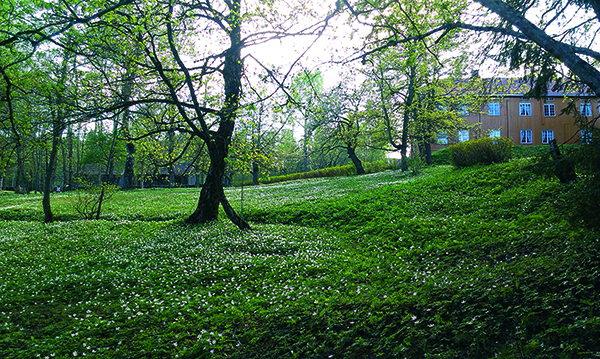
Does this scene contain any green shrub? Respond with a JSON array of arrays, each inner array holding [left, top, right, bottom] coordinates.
[[449, 137, 513, 168], [431, 148, 452, 165]]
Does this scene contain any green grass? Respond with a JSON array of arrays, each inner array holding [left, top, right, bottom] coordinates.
[[1, 160, 599, 358]]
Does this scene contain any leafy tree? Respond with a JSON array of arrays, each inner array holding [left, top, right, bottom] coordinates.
[[81, 126, 127, 180], [233, 93, 282, 185], [312, 79, 370, 174], [76, 0, 338, 228], [272, 128, 302, 174], [343, 0, 600, 95], [288, 69, 325, 172]]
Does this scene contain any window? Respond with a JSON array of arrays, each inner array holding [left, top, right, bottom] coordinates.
[[545, 97, 555, 101], [581, 129, 592, 143], [520, 129, 532, 144], [543, 103, 556, 117], [489, 129, 501, 138], [542, 130, 554, 144], [488, 102, 500, 116], [519, 103, 532, 116], [437, 131, 448, 145], [458, 130, 469, 142], [581, 102, 592, 116]]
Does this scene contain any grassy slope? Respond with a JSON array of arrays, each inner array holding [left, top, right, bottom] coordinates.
[[0, 160, 599, 358]]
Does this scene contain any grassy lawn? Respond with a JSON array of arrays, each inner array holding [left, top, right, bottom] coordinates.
[[1, 160, 599, 358]]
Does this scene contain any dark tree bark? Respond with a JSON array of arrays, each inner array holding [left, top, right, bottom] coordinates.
[[42, 55, 70, 223], [94, 117, 120, 220], [120, 70, 136, 190], [183, 2, 250, 230], [347, 145, 365, 174], [122, 142, 135, 189], [549, 139, 577, 183], [252, 162, 259, 185], [67, 126, 74, 190], [399, 68, 416, 172], [43, 121, 65, 222], [423, 142, 432, 165]]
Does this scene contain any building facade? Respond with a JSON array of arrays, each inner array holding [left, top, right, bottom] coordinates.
[[434, 80, 600, 148]]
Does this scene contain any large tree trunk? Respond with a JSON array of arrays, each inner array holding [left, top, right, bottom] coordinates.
[[347, 145, 365, 174], [186, 146, 226, 224], [185, 5, 250, 230], [186, 137, 250, 230]]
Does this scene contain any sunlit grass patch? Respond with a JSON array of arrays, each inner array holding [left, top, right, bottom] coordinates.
[[0, 220, 349, 358]]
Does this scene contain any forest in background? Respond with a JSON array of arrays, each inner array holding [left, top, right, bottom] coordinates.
[[2, 0, 600, 226]]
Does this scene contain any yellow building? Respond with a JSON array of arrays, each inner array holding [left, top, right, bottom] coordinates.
[[435, 79, 599, 147]]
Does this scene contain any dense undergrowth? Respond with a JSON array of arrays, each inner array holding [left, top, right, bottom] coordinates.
[[1, 159, 599, 358]]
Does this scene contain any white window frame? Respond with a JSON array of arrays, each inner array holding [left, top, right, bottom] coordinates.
[[519, 102, 532, 116], [489, 129, 501, 138], [543, 103, 556, 117], [581, 102, 592, 116], [458, 130, 469, 143], [581, 129, 592, 143], [520, 129, 532, 144], [437, 131, 448, 145], [488, 102, 500, 116], [541, 130, 554, 144]]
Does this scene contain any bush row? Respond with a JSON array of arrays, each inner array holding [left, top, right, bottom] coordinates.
[[256, 160, 396, 185]]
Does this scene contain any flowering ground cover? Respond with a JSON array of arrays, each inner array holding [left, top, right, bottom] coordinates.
[[1, 160, 599, 358]]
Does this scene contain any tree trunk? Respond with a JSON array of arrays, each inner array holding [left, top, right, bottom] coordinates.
[[67, 126, 74, 191], [15, 144, 28, 194], [122, 142, 135, 189], [186, 140, 231, 224], [61, 138, 67, 190], [424, 142, 432, 165], [43, 51, 70, 222], [252, 162, 259, 185], [400, 66, 417, 172], [347, 145, 365, 174], [185, 10, 250, 230], [43, 124, 64, 223], [549, 139, 577, 183], [120, 66, 136, 189]]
